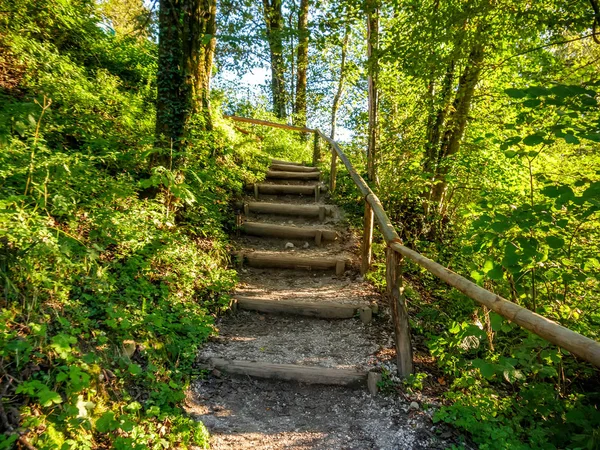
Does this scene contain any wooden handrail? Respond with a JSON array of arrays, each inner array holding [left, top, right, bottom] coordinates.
[[225, 114, 600, 372], [223, 115, 315, 133]]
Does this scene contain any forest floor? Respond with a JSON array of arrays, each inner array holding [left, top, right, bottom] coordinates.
[[184, 169, 463, 449]]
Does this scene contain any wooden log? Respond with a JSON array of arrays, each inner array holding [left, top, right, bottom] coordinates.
[[266, 170, 320, 180], [367, 371, 382, 395], [335, 260, 346, 276], [314, 230, 323, 246], [386, 248, 413, 377], [361, 202, 374, 275], [315, 185, 321, 202], [240, 222, 337, 241], [313, 132, 321, 166], [367, 193, 399, 244], [271, 158, 306, 166], [270, 163, 319, 173], [238, 252, 346, 273], [389, 241, 600, 368], [235, 296, 364, 318], [207, 357, 367, 387], [245, 202, 332, 218], [359, 306, 373, 324], [330, 148, 338, 193], [254, 183, 259, 200], [255, 184, 316, 195], [224, 115, 315, 133], [318, 206, 326, 222]]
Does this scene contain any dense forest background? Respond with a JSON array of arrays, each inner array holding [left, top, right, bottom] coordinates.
[[1, 0, 599, 448]]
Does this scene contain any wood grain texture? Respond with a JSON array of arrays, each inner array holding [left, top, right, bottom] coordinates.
[[235, 296, 363, 318], [270, 163, 319, 173], [207, 358, 368, 386], [266, 170, 320, 180], [241, 222, 337, 242]]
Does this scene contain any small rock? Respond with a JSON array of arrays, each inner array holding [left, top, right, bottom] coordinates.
[[285, 242, 294, 249], [212, 369, 222, 377], [409, 402, 420, 410], [303, 242, 310, 248]]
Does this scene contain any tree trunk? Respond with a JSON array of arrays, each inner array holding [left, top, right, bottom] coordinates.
[[423, 61, 455, 176], [430, 43, 484, 210], [330, 26, 349, 140], [263, 0, 287, 119], [155, 0, 186, 161], [182, 0, 217, 130], [294, 0, 309, 127], [154, 0, 217, 167], [366, 0, 379, 185]]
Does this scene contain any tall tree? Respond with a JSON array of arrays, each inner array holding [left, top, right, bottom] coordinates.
[[365, 0, 379, 184], [294, 0, 309, 127], [182, 0, 217, 129], [330, 25, 350, 140], [263, 0, 287, 119], [154, 0, 217, 164]]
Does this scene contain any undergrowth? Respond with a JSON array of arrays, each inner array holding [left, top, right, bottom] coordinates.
[[322, 160, 600, 449], [0, 0, 286, 447]]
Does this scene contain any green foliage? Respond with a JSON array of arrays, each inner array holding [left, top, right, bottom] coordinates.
[[0, 1, 266, 447]]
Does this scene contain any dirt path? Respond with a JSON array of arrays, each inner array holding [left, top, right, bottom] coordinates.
[[186, 161, 460, 449]]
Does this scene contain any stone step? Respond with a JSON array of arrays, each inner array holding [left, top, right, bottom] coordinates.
[[270, 163, 319, 173], [234, 296, 373, 321], [240, 221, 337, 245], [243, 202, 333, 220], [205, 358, 368, 387], [235, 251, 346, 275]]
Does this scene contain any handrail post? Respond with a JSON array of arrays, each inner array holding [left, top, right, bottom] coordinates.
[[386, 247, 413, 377], [360, 201, 374, 275], [330, 146, 337, 193], [312, 132, 321, 166]]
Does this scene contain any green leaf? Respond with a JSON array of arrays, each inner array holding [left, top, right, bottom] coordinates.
[[38, 390, 62, 407], [488, 265, 504, 281], [128, 364, 143, 376], [523, 99, 541, 108], [545, 236, 564, 249], [472, 359, 496, 379], [523, 134, 544, 146], [505, 88, 526, 98], [490, 313, 504, 332], [563, 134, 580, 144], [582, 133, 600, 142], [483, 260, 494, 272], [471, 270, 484, 283], [96, 411, 119, 433]]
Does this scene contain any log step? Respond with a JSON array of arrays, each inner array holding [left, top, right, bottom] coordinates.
[[252, 184, 326, 200], [270, 159, 308, 167], [235, 296, 366, 319], [206, 357, 368, 387], [244, 202, 333, 220], [270, 163, 319, 173], [235, 251, 346, 275], [266, 170, 320, 180], [241, 222, 337, 244]]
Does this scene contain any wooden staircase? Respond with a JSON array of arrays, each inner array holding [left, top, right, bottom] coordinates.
[[199, 159, 380, 387]]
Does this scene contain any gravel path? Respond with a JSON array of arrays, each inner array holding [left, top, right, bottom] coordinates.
[[188, 164, 461, 449], [186, 377, 456, 450]]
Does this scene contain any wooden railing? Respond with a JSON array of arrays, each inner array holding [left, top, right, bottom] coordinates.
[[224, 114, 600, 375]]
